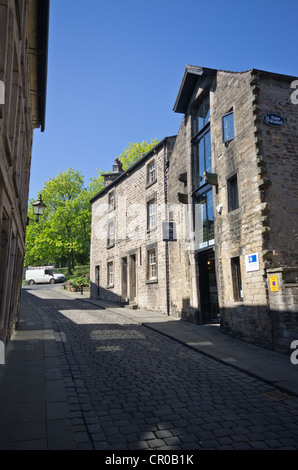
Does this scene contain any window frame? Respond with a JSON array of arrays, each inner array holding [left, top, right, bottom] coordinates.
[[107, 261, 114, 288], [222, 110, 235, 143], [108, 190, 115, 212], [193, 93, 211, 190], [146, 244, 158, 283], [194, 188, 215, 251], [227, 173, 239, 212], [231, 256, 243, 302], [107, 219, 115, 248], [147, 197, 157, 232], [146, 159, 156, 187]]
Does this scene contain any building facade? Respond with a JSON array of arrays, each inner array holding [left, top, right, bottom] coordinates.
[[0, 0, 49, 345], [90, 65, 298, 354], [90, 137, 176, 314]]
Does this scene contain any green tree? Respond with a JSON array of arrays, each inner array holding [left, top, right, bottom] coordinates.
[[88, 139, 159, 197], [25, 140, 159, 272], [118, 139, 159, 170], [25, 169, 90, 274]]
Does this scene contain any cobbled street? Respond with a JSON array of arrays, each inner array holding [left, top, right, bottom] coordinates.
[[23, 286, 298, 450]]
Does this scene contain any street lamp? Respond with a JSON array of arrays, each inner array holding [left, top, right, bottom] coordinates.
[[27, 194, 46, 225]]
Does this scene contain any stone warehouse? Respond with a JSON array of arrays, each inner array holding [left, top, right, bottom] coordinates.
[[90, 65, 298, 353], [0, 0, 49, 345]]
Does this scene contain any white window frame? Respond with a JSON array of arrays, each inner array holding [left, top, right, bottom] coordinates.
[[148, 248, 157, 281], [147, 160, 156, 185], [147, 199, 157, 231], [108, 191, 115, 211], [107, 261, 114, 287], [107, 220, 115, 247]]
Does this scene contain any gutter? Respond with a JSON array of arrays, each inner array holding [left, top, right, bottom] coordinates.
[[37, 0, 50, 132]]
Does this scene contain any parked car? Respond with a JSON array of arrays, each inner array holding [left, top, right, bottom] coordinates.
[[25, 268, 65, 285]]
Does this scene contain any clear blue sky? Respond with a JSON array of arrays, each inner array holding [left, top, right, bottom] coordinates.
[[29, 0, 298, 200]]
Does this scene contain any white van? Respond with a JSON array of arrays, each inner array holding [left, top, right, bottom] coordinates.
[[25, 268, 65, 285]]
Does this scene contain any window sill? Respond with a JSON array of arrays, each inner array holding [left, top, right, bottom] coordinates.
[[146, 279, 158, 284], [223, 138, 234, 148], [107, 243, 115, 249], [146, 179, 157, 189], [147, 227, 157, 234], [107, 285, 114, 289], [227, 207, 241, 216]]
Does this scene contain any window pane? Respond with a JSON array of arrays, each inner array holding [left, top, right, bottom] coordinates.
[[148, 249, 157, 279], [108, 263, 113, 286], [197, 197, 208, 249], [231, 257, 243, 301], [207, 190, 214, 243], [205, 131, 211, 174], [195, 95, 210, 133], [148, 200, 156, 229], [223, 112, 234, 142], [195, 189, 214, 249], [228, 175, 239, 211], [199, 138, 205, 186]]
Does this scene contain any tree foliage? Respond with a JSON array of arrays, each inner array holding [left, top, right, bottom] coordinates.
[[25, 139, 159, 272]]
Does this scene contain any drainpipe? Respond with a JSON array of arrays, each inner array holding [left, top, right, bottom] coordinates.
[[163, 140, 170, 316]]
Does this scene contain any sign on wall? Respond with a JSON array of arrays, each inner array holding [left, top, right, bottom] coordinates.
[[162, 222, 177, 241], [270, 275, 279, 292], [245, 253, 260, 272], [263, 113, 285, 128]]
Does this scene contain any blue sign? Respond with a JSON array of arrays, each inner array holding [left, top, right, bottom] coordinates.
[[263, 113, 285, 127], [245, 253, 260, 272], [248, 254, 257, 264]]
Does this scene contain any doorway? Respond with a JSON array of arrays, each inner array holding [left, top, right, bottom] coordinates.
[[198, 250, 219, 323], [121, 257, 128, 302], [129, 254, 137, 303], [121, 254, 137, 304], [95, 265, 101, 298]]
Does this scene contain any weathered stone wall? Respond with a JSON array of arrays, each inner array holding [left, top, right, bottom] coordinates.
[[267, 268, 298, 353], [0, 0, 48, 344], [166, 118, 194, 320], [256, 74, 298, 269], [211, 71, 272, 347]]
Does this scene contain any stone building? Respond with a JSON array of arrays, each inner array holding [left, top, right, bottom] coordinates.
[[90, 137, 176, 313], [0, 0, 50, 346], [170, 65, 298, 352], [90, 65, 298, 353]]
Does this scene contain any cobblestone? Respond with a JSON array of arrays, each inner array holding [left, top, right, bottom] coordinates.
[[23, 287, 298, 450]]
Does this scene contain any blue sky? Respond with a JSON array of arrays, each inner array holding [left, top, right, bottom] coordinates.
[[29, 0, 298, 199]]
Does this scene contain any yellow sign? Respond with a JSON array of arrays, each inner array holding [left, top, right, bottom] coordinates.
[[270, 275, 279, 292]]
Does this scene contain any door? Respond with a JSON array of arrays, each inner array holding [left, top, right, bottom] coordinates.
[[129, 254, 137, 303], [198, 250, 219, 323], [95, 265, 101, 298], [121, 257, 128, 302]]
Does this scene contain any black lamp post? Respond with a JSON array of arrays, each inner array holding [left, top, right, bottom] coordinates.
[[27, 194, 46, 225]]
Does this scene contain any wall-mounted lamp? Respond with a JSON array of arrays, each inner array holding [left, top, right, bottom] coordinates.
[[27, 194, 46, 225]]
